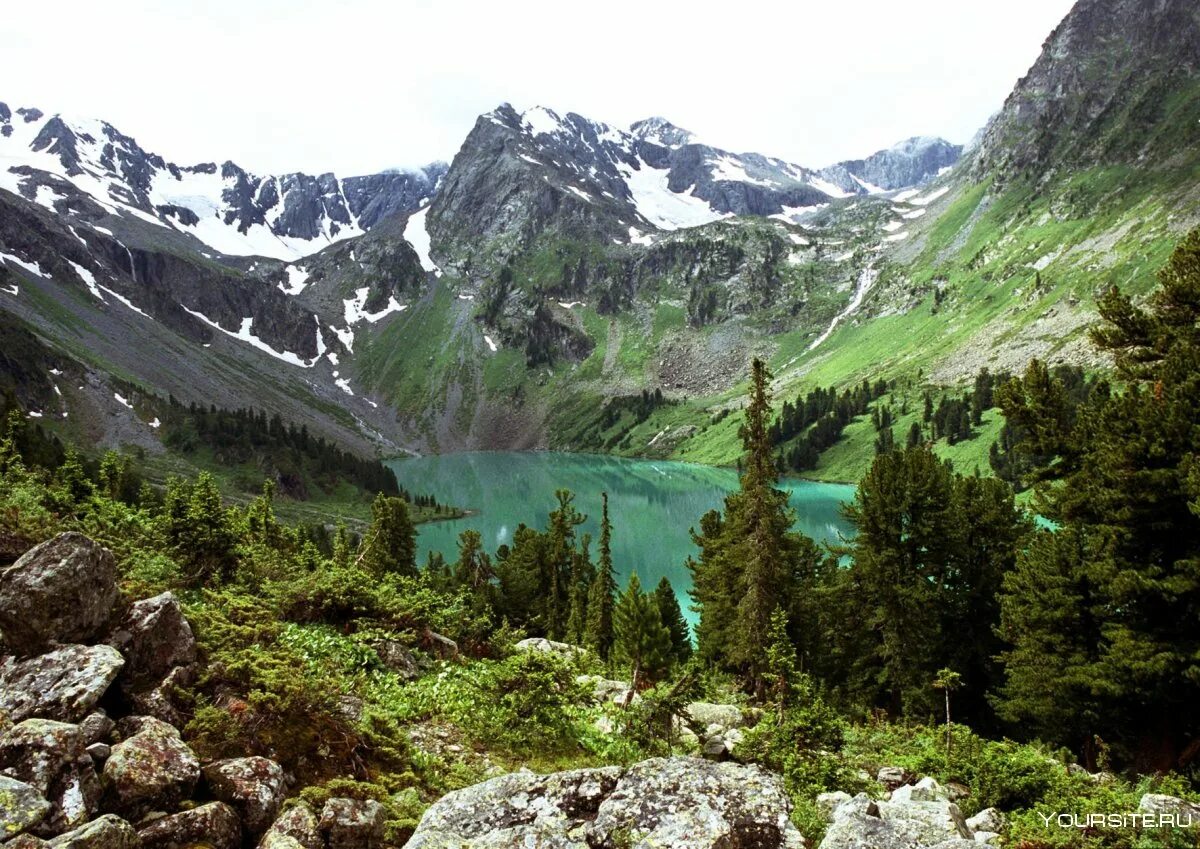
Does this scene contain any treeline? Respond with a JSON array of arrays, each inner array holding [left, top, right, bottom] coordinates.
[[159, 398, 400, 499], [692, 230, 1200, 773]]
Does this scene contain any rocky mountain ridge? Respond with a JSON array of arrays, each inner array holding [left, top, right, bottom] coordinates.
[[0, 101, 446, 261]]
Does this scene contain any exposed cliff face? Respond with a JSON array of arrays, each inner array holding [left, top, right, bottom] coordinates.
[[969, 0, 1200, 184]]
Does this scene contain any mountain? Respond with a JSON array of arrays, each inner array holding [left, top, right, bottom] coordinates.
[[818, 136, 963, 194], [1, 0, 1196, 472], [969, 0, 1200, 184], [0, 102, 446, 261]]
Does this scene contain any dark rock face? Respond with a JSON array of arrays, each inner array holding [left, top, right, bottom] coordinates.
[[0, 533, 119, 655], [969, 0, 1200, 183], [0, 645, 124, 724]]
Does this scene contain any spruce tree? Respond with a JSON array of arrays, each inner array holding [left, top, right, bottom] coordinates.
[[584, 493, 618, 658], [613, 573, 671, 693], [359, 493, 417, 579], [653, 576, 692, 665]]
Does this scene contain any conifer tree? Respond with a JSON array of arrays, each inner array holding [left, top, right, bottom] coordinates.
[[584, 493, 618, 658], [359, 493, 417, 579], [613, 573, 671, 694], [545, 489, 586, 640], [565, 533, 593, 645], [996, 229, 1200, 769], [653, 576, 692, 665]]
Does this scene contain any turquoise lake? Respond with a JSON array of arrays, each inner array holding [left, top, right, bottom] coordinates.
[[387, 451, 856, 624]]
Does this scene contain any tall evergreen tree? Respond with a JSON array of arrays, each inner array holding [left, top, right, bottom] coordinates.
[[545, 489, 586, 640], [584, 493, 618, 658], [690, 359, 823, 696]]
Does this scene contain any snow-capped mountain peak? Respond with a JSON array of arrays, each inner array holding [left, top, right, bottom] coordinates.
[[0, 100, 446, 262]]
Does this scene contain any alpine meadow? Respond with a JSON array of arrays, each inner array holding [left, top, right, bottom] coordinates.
[[1, 0, 1200, 847]]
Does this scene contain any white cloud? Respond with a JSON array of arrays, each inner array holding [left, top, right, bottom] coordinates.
[[0, 0, 1076, 175]]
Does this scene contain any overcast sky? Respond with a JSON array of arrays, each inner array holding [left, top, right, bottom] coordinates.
[[2, 0, 1075, 176]]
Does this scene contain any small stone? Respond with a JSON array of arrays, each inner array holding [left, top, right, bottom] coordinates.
[[86, 742, 111, 762], [202, 756, 286, 835]]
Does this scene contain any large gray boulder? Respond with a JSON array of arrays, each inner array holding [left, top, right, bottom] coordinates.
[[513, 637, 583, 658], [820, 789, 973, 849], [259, 804, 322, 849], [106, 592, 196, 684], [101, 717, 199, 818], [319, 798, 385, 849], [0, 645, 124, 723], [260, 804, 322, 848], [0, 533, 119, 655], [1139, 793, 1200, 820], [0, 774, 51, 839], [0, 719, 100, 835], [203, 756, 286, 835], [965, 807, 1005, 834], [46, 815, 139, 849], [407, 757, 803, 849], [136, 801, 242, 849]]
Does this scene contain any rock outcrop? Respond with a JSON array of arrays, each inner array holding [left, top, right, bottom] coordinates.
[[406, 757, 804, 848], [0, 645, 124, 724], [0, 533, 119, 656]]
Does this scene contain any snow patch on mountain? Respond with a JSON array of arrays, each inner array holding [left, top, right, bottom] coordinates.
[[619, 160, 729, 230], [404, 206, 441, 275]]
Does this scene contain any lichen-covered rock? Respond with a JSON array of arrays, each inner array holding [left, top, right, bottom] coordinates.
[[203, 756, 286, 835], [372, 640, 419, 680], [0, 774, 51, 840], [407, 757, 803, 849], [513, 637, 582, 657], [125, 664, 196, 729], [1139, 793, 1200, 820], [0, 646, 124, 723], [965, 807, 1005, 834], [575, 675, 633, 705], [76, 713, 114, 747], [105, 592, 196, 685], [683, 702, 746, 730], [319, 798, 385, 849], [0, 719, 100, 836], [101, 718, 199, 818], [817, 791, 853, 821], [136, 801, 242, 849], [875, 798, 971, 846], [46, 815, 139, 849], [891, 776, 951, 804], [259, 804, 322, 849], [0, 533, 119, 655], [7, 833, 50, 848]]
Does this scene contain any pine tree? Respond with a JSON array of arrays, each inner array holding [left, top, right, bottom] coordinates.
[[653, 576, 692, 665], [359, 493, 417, 579], [565, 534, 593, 645], [584, 493, 618, 658], [162, 472, 236, 585], [613, 573, 671, 694], [545, 489, 586, 640]]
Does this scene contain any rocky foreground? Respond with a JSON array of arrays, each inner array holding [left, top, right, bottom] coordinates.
[[1, 533, 1194, 848]]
